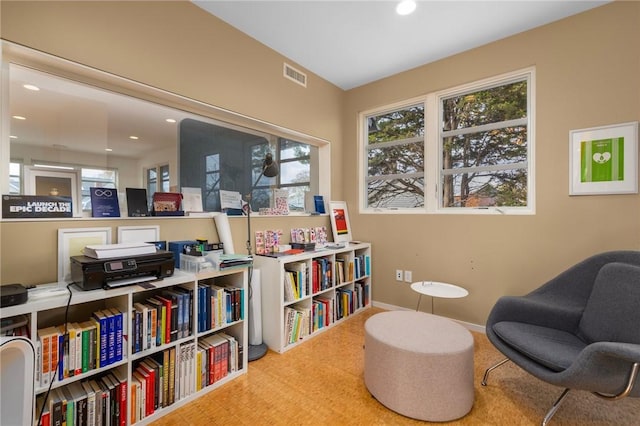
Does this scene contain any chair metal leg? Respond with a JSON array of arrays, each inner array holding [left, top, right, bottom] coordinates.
[[542, 388, 570, 426], [593, 362, 639, 400], [481, 358, 510, 386]]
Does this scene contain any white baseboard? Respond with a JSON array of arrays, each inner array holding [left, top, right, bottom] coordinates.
[[371, 300, 486, 334]]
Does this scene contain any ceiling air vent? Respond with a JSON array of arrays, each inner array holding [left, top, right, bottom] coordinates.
[[283, 63, 307, 87]]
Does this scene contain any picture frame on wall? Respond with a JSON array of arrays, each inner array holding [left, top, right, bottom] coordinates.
[[117, 225, 160, 244], [329, 201, 352, 243], [569, 121, 638, 195], [58, 227, 112, 283]]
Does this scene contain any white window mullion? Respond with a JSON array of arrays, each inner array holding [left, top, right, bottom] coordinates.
[[425, 93, 438, 213]]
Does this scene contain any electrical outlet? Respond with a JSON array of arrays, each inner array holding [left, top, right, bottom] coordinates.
[[395, 269, 403, 281], [404, 270, 413, 283]]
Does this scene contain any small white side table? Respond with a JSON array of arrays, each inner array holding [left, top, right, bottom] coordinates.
[[410, 281, 469, 313]]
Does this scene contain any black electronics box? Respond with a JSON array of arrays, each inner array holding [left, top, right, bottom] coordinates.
[[71, 251, 174, 291], [0, 283, 28, 307]]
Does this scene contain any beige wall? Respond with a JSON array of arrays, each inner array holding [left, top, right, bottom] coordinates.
[[343, 1, 640, 324], [2, 1, 639, 326]]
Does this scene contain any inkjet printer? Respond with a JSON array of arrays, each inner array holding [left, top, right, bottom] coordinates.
[[71, 250, 175, 291]]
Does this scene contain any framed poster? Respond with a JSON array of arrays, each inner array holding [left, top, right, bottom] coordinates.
[[117, 225, 160, 244], [569, 122, 638, 195], [24, 166, 82, 217], [58, 227, 112, 283], [329, 201, 352, 243], [90, 187, 120, 217]]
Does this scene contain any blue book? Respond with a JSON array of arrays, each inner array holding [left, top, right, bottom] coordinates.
[[108, 308, 123, 362], [102, 309, 116, 365], [313, 195, 325, 214], [90, 187, 120, 217], [92, 311, 109, 368]]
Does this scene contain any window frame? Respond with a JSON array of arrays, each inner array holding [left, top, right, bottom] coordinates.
[[360, 68, 536, 215], [1, 41, 332, 219]]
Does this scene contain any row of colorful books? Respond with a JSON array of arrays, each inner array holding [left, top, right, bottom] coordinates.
[[131, 287, 193, 355], [312, 258, 333, 293], [336, 283, 370, 320], [131, 343, 189, 423], [196, 283, 244, 333], [129, 333, 242, 423], [35, 370, 127, 426], [196, 332, 242, 390], [312, 296, 334, 332], [284, 262, 308, 302], [335, 254, 371, 284], [284, 306, 311, 345], [36, 308, 125, 388], [283, 258, 335, 303], [353, 254, 371, 279]]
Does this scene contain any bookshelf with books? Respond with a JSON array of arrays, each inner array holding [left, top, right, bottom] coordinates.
[[0, 267, 247, 426], [254, 242, 371, 353]]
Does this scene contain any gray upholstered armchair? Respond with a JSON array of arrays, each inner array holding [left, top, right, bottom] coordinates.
[[482, 250, 640, 425]]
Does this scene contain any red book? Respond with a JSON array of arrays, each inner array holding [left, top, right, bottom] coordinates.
[[137, 362, 156, 413], [112, 370, 128, 426], [136, 366, 154, 416], [155, 295, 172, 344]]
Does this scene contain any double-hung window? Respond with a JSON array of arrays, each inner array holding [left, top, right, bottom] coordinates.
[[365, 103, 425, 209], [363, 69, 534, 214]]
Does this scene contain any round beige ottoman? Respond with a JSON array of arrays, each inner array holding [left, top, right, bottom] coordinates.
[[364, 311, 474, 421]]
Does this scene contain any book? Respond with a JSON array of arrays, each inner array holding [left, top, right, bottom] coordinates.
[[60, 386, 75, 426], [181, 187, 203, 213], [88, 380, 105, 426], [135, 364, 154, 417], [140, 359, 161, 410], [82, 242, 156, 259], [133, 303, 149, 352], [168, 347, 176, 405], [81, 380, 96, 426], [155, 295, 173, 344], [125, 188, 149, 217], [152, 191, 183, 214], [68, 382, 88, 426], [107, 308, 124, 362], [129, 375, 141, 425], [101, 309, 116, 366], [146, 298, 165, 346], [314, 195, 326, 214], [49, 388, 65, 426], [90, 187, 120, 217], [112, 369, 129, 426]]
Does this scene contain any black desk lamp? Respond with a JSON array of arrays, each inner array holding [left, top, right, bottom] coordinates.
[[246, 152, 278, 361]]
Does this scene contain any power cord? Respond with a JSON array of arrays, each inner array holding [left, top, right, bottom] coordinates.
[[36, 283, 73, 426]]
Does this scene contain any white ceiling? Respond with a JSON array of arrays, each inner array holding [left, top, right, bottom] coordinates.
[[194, 0, 610, 90]]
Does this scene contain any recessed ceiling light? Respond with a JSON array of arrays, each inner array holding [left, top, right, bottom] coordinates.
[[12, 115, 26, 120], [23, 84, 40, 91], [166, 118, 176, 123], [105, 148, 113, 152], [129, 135, 139, 140], [10, 135, 18, 139], [396, 0, 416, 16]]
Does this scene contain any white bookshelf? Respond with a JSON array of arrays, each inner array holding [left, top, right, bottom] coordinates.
[[0, 268, 248, 425], [254, 242, 371, 353]]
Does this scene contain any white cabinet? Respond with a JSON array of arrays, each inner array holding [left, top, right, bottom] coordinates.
[[254, 243, 371, 353], [0, 268, 247, 426]]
